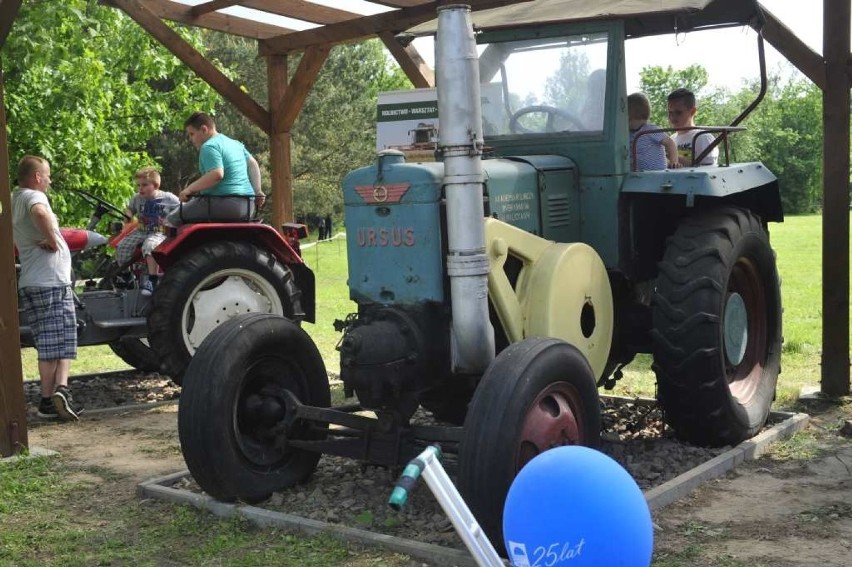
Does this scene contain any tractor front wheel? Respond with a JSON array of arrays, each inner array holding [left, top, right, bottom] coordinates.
[[458, 338, 600, 553], [147, 241, 303, 383], [178, 313, 330, 503], [652, 206, 782, 447]]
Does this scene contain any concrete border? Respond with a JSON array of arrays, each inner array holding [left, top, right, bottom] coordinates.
[[137, 472, 476, 567], [137, 409, 808, 565], [645, 410, 809, 510]]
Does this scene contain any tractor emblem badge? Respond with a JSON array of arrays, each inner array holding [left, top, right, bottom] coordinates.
[[355, 183, 410, 204]]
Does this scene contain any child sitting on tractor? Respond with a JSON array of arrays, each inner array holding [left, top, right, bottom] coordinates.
[[115, 167, 179, 296]]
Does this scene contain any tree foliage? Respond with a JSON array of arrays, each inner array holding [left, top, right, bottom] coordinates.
[[2, 0, 218, 226]]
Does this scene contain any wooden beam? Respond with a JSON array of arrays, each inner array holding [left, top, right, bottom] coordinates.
[[379, 31, 434, 88], [276, 45, 330, 132], [100, 0, 289, 40], [191, 1, 241, 18], [0, 0, 22, 48], [820, 0, 851, 396], [756, 6, 826, 89], [0, 65, 29, 456], [108, 0, 270, 132], [241, 0, 360, 25], [267, 54, 293, 228], [259, 0, 531, 54]]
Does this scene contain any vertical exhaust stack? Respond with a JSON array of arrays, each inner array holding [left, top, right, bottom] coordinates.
[[437, 5, 495, 374]]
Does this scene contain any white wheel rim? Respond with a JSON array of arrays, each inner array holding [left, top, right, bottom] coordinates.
[[180, 268, 284, 353]]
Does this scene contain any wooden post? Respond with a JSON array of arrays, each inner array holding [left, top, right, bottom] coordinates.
[[0, 64, 29, 456], [267, 53, 292, 229], [820, 0, 851, 396]]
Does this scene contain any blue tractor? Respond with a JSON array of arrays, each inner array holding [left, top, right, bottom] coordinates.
[[178, 1, 781, 550]]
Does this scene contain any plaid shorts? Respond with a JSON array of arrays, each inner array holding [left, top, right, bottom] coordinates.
[[19, 286, 78, 361]]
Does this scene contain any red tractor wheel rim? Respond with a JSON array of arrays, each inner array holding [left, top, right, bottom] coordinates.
[[726, 256, 767, 403], [516, 381, 585, 469]]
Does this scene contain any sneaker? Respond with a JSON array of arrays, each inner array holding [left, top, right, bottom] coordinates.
[[140, 278, 154, 297], [37, 398, 59, 420], [52, 386, 83, 421]]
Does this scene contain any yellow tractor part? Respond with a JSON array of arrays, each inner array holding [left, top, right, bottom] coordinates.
[[485, 217, 613, 378]]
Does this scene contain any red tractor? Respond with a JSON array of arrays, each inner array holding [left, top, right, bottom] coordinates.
[[19, 189, 314, 385]]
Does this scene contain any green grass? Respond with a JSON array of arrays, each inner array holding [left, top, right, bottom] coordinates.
[[0, 456, 412, 567], [299, 234, 356, 376]]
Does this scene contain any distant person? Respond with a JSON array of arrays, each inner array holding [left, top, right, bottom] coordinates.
[[667, 88, 718, 166], [12, 155, 83, 421], [325, 214, 333, 239], [318, 216, 327, 240], [115, 167, 180, 296], [168, 112, 265, 226], [627, 93, 679, 171]]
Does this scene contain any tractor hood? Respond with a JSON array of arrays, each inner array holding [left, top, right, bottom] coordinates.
[[406, 0, 763, 39]]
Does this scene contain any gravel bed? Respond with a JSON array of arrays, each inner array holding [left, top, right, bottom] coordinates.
[[23, 371, 181, 420], [172, 397, 734, 551], [25, 372, 741, 551]]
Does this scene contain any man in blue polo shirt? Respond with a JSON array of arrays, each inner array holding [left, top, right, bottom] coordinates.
[[168, 111, 266, 225]]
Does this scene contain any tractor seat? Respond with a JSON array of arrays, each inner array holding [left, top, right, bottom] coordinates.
[[174, 194, 260, 225]]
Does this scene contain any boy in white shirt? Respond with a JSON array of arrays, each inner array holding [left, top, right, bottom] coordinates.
[[667, 88, 718, 166]]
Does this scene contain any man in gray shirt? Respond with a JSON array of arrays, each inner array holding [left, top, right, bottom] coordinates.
[[13, 155, 82, 421]]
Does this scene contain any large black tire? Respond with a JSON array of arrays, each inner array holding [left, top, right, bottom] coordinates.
[[652, 206, 782, 447], [178, 313, 330, 503], [108, 337, 160, 373], [147, 241, 303, 384], [458, 338, 601, 554]]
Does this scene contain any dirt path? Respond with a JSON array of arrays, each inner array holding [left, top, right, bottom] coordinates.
[[653, 402, 852, 566], [29, 405, 184, 489], [27, 401, 852, 566]]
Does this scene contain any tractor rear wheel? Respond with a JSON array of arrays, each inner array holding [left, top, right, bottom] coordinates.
[[178, 313, 330, 503], [652, 206, 782, 447], [108, 337, 159, 373], [147, 241, 303, 384], [458, 338, 600, 553]]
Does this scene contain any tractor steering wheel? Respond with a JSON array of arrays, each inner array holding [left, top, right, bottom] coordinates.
[[68, 188, 131, 223], [509, 105, 586, 134]]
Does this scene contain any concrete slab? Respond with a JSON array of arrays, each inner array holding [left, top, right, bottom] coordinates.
[[137, 409, 809, 566]]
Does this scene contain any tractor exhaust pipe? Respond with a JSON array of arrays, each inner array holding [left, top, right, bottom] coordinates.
[[437, 5, 495, 374]]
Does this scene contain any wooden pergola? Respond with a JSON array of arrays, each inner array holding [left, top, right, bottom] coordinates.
[[0, 0, 849, 456]]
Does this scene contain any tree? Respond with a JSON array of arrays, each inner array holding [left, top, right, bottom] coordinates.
[[638, 64, 710, 127], [735, 76, 823, 213], [2, 1, 218, 226]]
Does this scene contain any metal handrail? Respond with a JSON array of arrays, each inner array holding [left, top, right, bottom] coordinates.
[[630, 125, 746, 170]]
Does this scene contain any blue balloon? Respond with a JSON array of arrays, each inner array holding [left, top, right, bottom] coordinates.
[[503, 446, 653, 567]]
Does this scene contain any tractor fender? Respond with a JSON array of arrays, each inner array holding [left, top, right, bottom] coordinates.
[[152, 223, 303, 269], [621, 161, 783, 222]]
